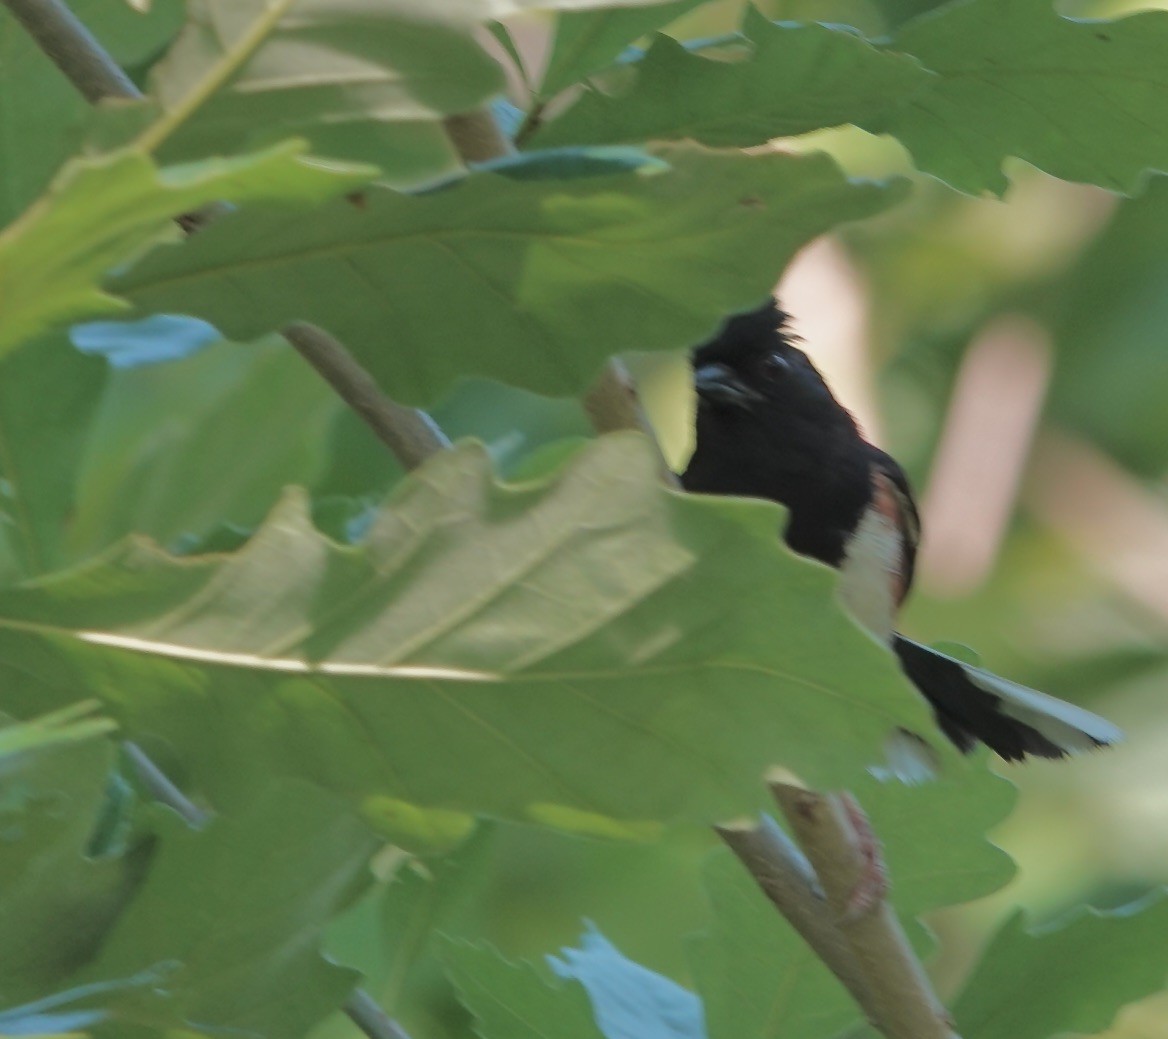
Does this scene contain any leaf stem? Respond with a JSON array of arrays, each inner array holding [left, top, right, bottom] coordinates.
[[513, 99, 546, 148], [134, 0, 296, 155]]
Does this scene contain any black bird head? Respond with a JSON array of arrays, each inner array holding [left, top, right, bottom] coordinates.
[[682, 298, 873, 566], [690, 299, 848, 426]]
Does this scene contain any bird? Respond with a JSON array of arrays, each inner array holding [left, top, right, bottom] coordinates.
[[681, 297, 1122, 762]]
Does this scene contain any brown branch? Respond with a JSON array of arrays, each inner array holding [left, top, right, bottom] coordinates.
[[716, 815, 879, 1022], [442, 110, 516, 163], [582, 357, 680, 486], [282, 323, 450, 469], [771, 783, 960, 1039]]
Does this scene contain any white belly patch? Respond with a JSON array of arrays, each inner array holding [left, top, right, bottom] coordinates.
[[838, 504, 903, 643]]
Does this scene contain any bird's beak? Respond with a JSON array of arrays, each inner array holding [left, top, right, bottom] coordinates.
[[693, 363, 762, 408]]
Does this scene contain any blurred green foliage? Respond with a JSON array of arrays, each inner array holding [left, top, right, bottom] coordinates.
[[2, 0, 1168, 1037]]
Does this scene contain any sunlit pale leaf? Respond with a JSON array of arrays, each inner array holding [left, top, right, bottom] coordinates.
[[0, 0, 181, 223], [148, 0, 501, 177], [0, 437, 936, 835], [111, 147, 906, 403], [0, 141, 374, 356]]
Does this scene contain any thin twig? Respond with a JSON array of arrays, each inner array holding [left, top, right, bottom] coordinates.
[[1, 0, 138, 102], [771, 783, 960, 1039], [342, 989, 414, 1039], [122, 741, 209, 827], [283, 323, 450, 468]]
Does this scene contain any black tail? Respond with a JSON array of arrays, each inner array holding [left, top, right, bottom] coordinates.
[[893, 636, 1122, 762]]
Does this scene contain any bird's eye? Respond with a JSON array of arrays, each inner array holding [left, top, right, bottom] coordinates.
[[764, 351, 790, 373]]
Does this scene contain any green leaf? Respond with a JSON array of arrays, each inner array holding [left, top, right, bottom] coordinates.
[[0, 141, 375, 356], [867, 0, 1168, 195], [0, 0, 182, 223], [443, 939, 605, 1039], [69, 337, 337, 559], [539, 0, 706, 99], [533, 10, 929, 149], [317, 375, 592, 503], [857, 761, 1016, 924], [872, 0, 950, 30], [373, 826, 495, 1010], [0, 336, 107, 581], [82, 781, 378, 1037], [111, 147, 906, 402], [148, 0, 501, 177], [0, 437, 936, 833], [0, 702, 115, 764], [0, 721, 130, 1003], [431, 379, 593, 477], [953, 894, 1168, 1039], [1046, 177, 1168, 475]]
